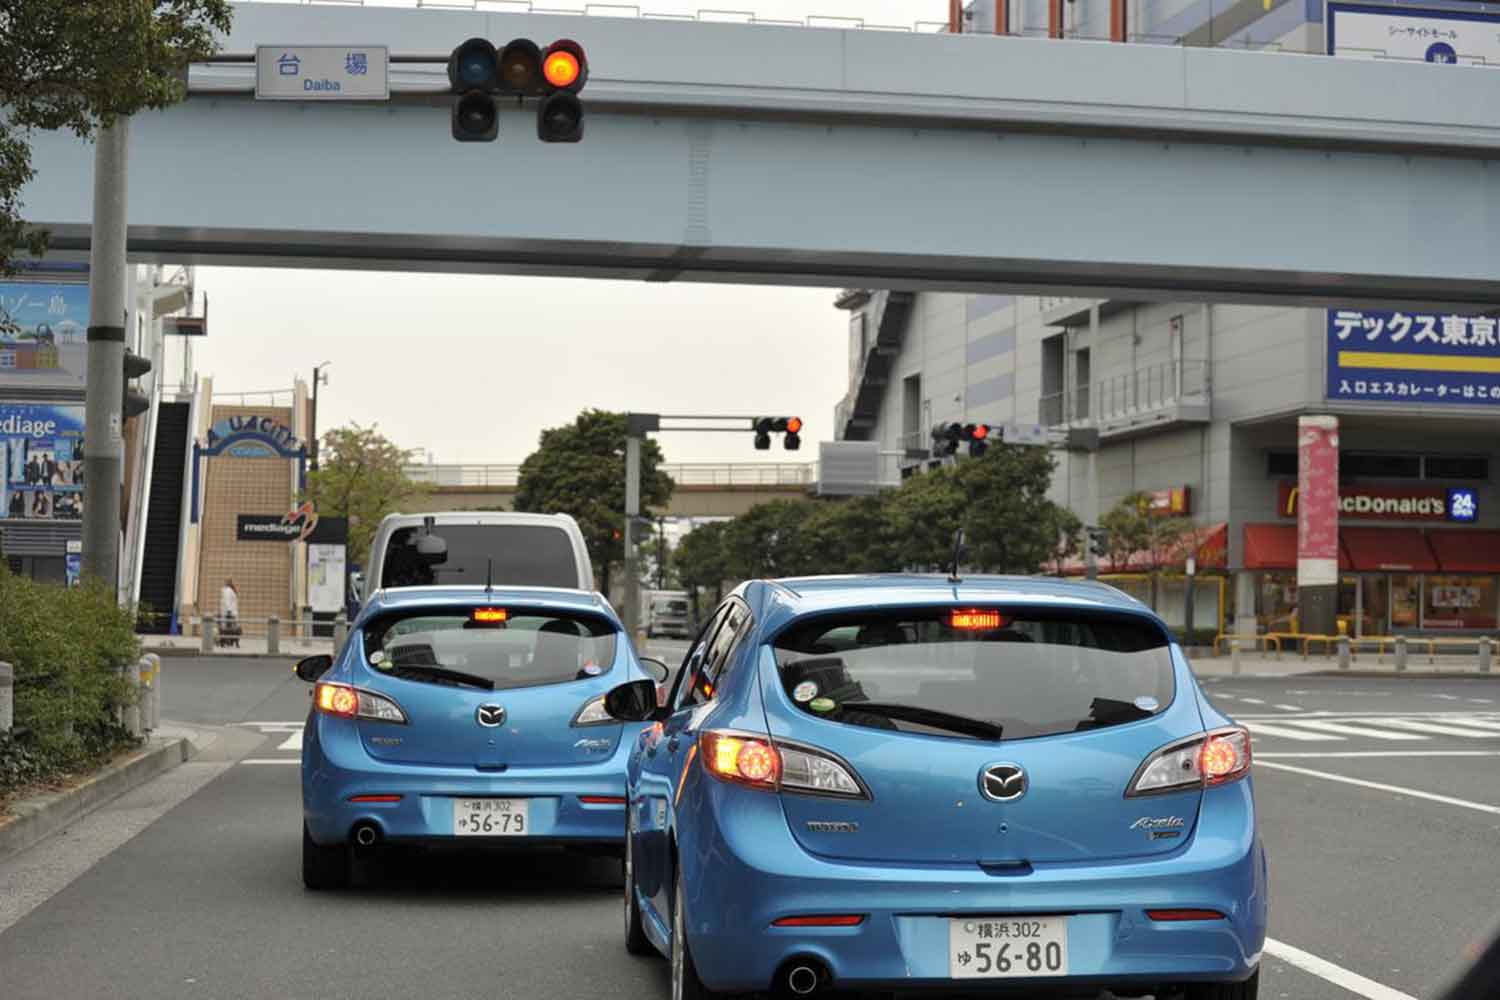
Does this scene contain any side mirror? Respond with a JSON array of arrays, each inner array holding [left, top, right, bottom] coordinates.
[[294, 654, 333, 683], [639, 656, 670, 685], [604, 679, 659, 723]]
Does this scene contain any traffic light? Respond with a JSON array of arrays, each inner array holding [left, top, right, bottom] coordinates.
[[752, 417, 802, 451], [931, 423, 960, 457], [965, 423, 990, 458], [123, 349, 152, 420], [783, 416, 802, 452], [1087, 526, 1109, 559], [447, 37, 588, 143]]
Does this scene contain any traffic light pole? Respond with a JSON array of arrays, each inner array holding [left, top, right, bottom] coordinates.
[[82, 118, 131, 596], [623, 434, 642, 639]]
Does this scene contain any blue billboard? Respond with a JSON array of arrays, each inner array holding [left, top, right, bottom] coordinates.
[[1326, 309, 1500, 406], [0, 403, 86, 524], [0, 279, 91, 391]]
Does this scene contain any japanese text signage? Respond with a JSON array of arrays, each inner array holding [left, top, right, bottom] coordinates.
[[0, 279, 90, 391], [1, 404, 85, 524], [1326, 309, 1500, 406], [255, 46, 389, 101], [1328, 2, 1500, 67], [1296, 416, 1339, 588], [1278, 482, 1478, 523]]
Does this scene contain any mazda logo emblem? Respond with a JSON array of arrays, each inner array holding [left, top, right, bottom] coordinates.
[[980, 763, 1027, 802], [476, 704, 506, 728]]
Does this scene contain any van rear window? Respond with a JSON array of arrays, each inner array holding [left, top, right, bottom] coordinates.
[[381, 525, 579, 590], [773, 609, 1173, 742], [364, 610, 617, 691]]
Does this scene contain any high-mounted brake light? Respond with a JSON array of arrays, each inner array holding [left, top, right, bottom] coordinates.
[[1126, 727, 1251, 797], [349, 794, 403, 804], [950, 609, 1007, 631], [699, 731, 868, 798], [472, 607, 508, 624], [315, 682, 408, 725], [772, 915, 865, 927]]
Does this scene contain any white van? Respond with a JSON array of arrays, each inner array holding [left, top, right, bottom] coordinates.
[[358, 511, 594, 604]]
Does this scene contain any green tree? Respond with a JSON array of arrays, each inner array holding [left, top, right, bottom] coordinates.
[[722, 499, 818, 580], [512, 410, 674, 594], [1043, 504, 1085, 575], [799, 494, 901, 574], [953, 443, 1071, 574], [674, 520, 732, 623], [1099, 492, 1192, 607], [305, 423, 427, 561], [0, 2, 233, 280]]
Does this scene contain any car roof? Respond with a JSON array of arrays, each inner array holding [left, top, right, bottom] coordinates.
[[377, 511, 577, 528], [360, 585, 617, 623], [755, 574, 1158, 632]]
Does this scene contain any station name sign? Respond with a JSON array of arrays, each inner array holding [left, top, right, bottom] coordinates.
[[1278, 482, 1478, 523], [255, 45, 390, 101]]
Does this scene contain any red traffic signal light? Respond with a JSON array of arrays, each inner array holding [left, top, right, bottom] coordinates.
[[542, 40, 588, 92], [786, 416, 803, 434]]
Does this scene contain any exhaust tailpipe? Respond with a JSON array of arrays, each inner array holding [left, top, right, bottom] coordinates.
[[352, 823, 379, 847], [787, 966, 819, 996], [779, 957, 829, 997]]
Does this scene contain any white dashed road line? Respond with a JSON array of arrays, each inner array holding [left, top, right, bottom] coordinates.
[[1260, 750, 1500, 759], [1263, 938, 1418, 1000], [1273, 704, 1304, 712], [1238, 697, 1266, 705], [1257, 760, 1500, 816], [241, 759, 301, 766]]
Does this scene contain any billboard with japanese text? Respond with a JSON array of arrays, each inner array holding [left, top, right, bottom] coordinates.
[[1, 403, 85, 524], [1328, 2, 1500, 65], [1326, 308, 1500, 406], [0, 279, 90, 392]]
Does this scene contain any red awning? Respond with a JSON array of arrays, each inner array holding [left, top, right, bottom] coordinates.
[[1341, 527, 1437, 573], [1426, 530, 1500, 573], [1242, 523, 1352, 571]]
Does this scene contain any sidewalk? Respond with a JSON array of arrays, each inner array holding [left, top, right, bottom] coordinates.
[[1191, 650, 1500, 678], [138, 634, 333, 658]]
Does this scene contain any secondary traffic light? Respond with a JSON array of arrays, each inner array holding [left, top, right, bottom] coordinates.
[[1086, 526, 1109, 559], [123, 349, 152, 420], [753, 417, 802, 451], [447, 37, 589, 142], [783, 416, 802, 452], [965, 423, 990, 458]]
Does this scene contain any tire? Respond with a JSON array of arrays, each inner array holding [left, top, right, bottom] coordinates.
[[302, 822, 349, 891], [670, 863, 719, 1000], [623, 821, 654, 956], [1182, 969, 1259, 1000]]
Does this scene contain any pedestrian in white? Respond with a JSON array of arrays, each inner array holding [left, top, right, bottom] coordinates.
[[221, 578, 239, 622]]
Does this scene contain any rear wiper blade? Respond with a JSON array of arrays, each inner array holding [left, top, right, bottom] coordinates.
[[389, 664, 495, 690], [839, 701, 1003, 741]]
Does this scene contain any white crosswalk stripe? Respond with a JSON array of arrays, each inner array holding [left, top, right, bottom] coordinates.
[[1288, 719, 1427, 741], [1365, 718, 1500, 739], [1244, 721, 1343, 742], [1241, 713, 1500, 744]]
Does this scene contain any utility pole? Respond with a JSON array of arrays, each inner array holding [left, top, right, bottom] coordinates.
[[656, 516, 667, 590], [82, 118, 130, 594], [310, 361, 330, 470], [623, 433, 642, 638]]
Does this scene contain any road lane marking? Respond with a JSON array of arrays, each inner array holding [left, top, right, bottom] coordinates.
[[1238, 697, 1265, 704], [1286, 719, 1425, 741], [241, 758, 301, 765], [1273, 704, 1303, 711], [1263, 938, 1417, 1000], [1433, 694, 1462, 701], [1369, 718, 1500, 738], [1244, 721, 1341, 742], [1261, 751, 1500, 759], [277, 730, 304, 751], [1468, 698, 1494, 704], [1257, 761, 1500, 815]]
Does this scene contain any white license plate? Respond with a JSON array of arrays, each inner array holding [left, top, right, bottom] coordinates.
[[949, 916, 1069, 979], [452, 798, 529, 837]]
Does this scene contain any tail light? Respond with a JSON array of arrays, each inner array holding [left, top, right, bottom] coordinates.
[[314, 682, 407, 724], [1126, 727, 1250, 797], [700, 730, 868, 799]]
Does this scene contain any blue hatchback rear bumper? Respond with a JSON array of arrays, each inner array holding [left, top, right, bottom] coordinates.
[[303, 715, 632, 847], [679, 780, 1267, 994]]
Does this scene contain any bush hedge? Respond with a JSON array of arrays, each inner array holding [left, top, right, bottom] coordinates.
[[0, 566, 141, 797]]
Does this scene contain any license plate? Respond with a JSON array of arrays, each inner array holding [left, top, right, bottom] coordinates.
[[452, 798, 529, 836], [949, 916, 1069, 979]]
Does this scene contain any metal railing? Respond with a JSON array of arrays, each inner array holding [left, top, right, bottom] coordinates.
[[403, 461, 815, 488], [1093, 360, 1208, 422]]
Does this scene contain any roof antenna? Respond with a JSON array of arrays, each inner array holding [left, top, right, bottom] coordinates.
[[948, 527, 965, 584], [485, 557, 493, 595]]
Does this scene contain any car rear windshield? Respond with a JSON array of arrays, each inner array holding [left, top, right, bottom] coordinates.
[[363, 610, 617, 691], [380, 524, 579, 590], [772, 608, 1173, 742]]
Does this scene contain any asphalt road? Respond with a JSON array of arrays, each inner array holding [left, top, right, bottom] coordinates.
[[1, 651, 1497, 1000]]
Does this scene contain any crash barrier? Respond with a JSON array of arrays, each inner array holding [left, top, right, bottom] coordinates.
[[1, 655, 160, 738], [193, 614, 347, 653], [1299, 633, 1497, 670]]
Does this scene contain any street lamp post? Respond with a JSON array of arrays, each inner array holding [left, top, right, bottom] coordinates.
[[310, 361, 330, 470]]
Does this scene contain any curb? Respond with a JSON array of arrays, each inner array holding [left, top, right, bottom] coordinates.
[[1300, 670, 1500, 680], [146, 648, 303, 660], [0, 736, 192, 862]]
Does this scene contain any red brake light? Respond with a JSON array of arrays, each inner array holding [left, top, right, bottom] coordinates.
[[579, 795, 627, 805], [949, 609, 1007, 630], [1200, 736, 1241, 780], [316, 682, 358, 719], [772, 914, 865, 927], [349, 794, 402, 803], [472, 607, 508, 624], [701, 731, 781, 789], [1146, 909, 1226, 922]]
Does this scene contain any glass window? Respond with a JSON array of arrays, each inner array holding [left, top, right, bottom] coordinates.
[[1342, 452, 1421, 479], [1266, 451, 1297, 477], [772, 609, 1174, 742], [1390, 575, 1421, 630], [1425, 455, 1489, 481], [381, 524, 578, 590], [682, 604, 747, 707], [1423, 575, 1498, 630], [1257, 572, 1298, 632], [363, 609, 616, 691]]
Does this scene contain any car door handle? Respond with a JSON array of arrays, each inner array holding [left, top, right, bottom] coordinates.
[[667, 735, 681, 752]]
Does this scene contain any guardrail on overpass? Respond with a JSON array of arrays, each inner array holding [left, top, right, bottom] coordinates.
[[404, 462, 815, 487]]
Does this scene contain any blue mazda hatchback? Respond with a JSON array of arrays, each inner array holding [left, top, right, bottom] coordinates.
[[296, 585, 666, 890], [605, 575, 1267, 1000]]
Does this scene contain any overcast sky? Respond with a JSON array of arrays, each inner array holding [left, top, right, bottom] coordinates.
[[184, 1, 948, 466]]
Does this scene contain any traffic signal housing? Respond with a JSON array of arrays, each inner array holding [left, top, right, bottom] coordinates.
[[931, 422, 989, 457], [123, 349, 152, 420], [965, 423, 990, 458], [753, 417, 802, 451], [1086, 526, 1109, 559], [447, 37, 588, 142]]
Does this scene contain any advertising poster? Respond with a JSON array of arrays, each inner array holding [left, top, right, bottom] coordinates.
[[1296, 415, 1339, 588], [1328, 2, 1500, 66], [307, 543, 347, 613], [1327, 309, 1500, 406], [1, 404, 86, 523], [0, 279, 90, 391]]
